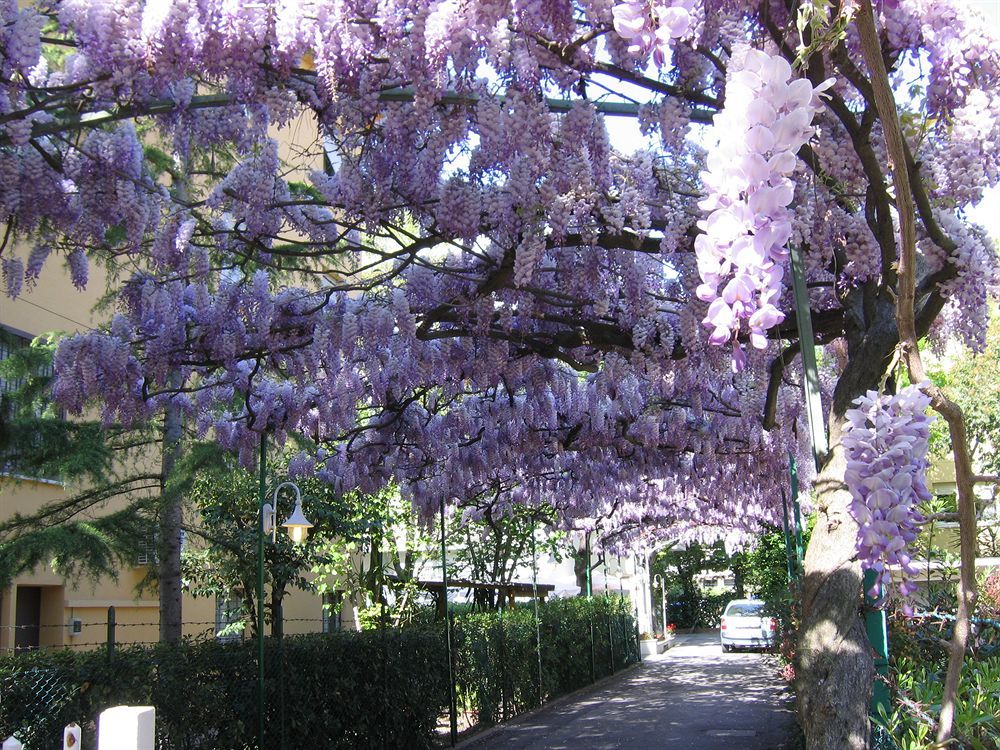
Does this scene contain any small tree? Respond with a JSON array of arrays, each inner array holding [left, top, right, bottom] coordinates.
[[451, 501, 565, 610]]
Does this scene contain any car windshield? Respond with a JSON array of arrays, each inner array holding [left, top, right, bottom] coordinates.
[[726, 602, 765, 617]]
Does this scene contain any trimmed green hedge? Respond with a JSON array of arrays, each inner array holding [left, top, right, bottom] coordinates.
[[453, 595, 639, 725], [1, 597, 636, 748], [0, 630, 447, 750]]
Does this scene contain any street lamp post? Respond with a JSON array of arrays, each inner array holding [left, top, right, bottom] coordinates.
[[653, 574, 667, 637], [256, 440, 313, 749]]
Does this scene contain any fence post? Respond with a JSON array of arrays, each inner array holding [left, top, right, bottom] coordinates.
[[440, 500, 458, 747], [378, 533, 388, 750], [607, 608, 615, 674], [589, 611, 596, 683], [277, 599, 286, 750], [634, 611, 642, 664], [531, 530, 543, 708], [498, 607, 508, 722], [63, 723, 81, 749], [107, 606, 116, 663]]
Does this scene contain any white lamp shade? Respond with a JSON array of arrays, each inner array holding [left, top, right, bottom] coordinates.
[[281, 501, 313, 543]]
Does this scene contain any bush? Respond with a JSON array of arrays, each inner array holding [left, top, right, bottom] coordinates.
[[668, 589, 733, 629], [453, 595, 638, 726], [1, 597, 637, 748], [0, 630, 447, 750], [876, 655, 1000, 750]]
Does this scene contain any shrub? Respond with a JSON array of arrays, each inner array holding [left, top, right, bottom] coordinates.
[[452, 595, 638, 726], [876, 655, 1000, 750], [1, 597, 637, 748], [0, 629, 447, 750]]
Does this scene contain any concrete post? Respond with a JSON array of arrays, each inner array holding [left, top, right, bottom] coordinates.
[[98, 707, 155, 750], [64, 723, 81, 748]]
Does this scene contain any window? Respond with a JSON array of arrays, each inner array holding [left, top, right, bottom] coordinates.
[[725, 602, 765, 617], [1, 327, 62, 481], [136, 534, 157, 566], [0, 327, 32, 420], [321, 591, 343, 633], [215, 596, 244, 643]]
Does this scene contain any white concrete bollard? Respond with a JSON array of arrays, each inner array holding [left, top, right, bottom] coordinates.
[[98, 706, 155, 750], [2, 736, 23, 750], [64, 722, 82, 748]]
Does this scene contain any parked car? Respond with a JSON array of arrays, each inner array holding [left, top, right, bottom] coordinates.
[[720, 599, 776, 652]]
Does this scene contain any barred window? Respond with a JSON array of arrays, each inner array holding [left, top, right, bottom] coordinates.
[[0, 327, 31, 405], [215, 596, 244, 643], [136, 534, 157, 566]]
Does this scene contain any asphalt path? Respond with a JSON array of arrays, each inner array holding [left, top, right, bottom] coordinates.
[[460, 632, 800, 750]]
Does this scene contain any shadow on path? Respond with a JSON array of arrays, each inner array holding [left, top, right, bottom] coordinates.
[[460, 632, 799, 750]]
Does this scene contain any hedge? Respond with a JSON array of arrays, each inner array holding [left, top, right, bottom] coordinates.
[[0, 629, 448, 750], [1, 596, 636, 748], [453, 595, 639, 725]]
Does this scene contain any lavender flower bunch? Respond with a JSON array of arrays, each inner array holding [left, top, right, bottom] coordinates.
[[612, 0, 697, 67], [694, 45, 832, 371], [842, 383, 935, 609]]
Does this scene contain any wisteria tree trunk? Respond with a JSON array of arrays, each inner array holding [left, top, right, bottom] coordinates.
[[797, 298, 899, 749], [798, 431, 873, 750]]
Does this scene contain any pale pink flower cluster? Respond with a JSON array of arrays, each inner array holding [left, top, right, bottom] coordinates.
[[842, 384, 935, 610], [611, 1, 696, 67], [695, 46, 832, 370]]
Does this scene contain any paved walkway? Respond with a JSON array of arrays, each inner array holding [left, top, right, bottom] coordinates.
[[461, 632, 799, 750]]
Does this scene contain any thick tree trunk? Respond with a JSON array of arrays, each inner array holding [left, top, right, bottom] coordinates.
[[271, 588, 284, 638], [158, 391, 185, 643], [797, 420, 873, 750], [796, 293, 897, 748]]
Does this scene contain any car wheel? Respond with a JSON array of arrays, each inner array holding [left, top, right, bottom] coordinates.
[[722, 644, 732, 653]]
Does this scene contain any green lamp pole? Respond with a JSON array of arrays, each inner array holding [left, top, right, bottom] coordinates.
[[257, 434, 267, 750], [256, 434, 313, 749]]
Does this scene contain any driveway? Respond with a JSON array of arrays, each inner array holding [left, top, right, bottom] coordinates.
[[459, 632, 800, 750]]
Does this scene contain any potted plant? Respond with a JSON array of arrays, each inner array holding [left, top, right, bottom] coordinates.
[[639, 632, 658, 657], [657, 623, 677, 653]]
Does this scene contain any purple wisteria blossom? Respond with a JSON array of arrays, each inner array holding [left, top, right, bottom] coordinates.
[[694, 45, 833, 371], [842, 384, 935, 610]]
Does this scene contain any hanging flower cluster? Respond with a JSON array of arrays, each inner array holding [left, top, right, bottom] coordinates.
[[694, 45, 832, 370], [842, 384, 935, 609], [612, 0, 697, 66]]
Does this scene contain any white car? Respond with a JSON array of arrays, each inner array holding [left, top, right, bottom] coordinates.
[[720, 599, 777, 652]]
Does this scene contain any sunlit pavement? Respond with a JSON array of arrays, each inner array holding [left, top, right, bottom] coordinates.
[[460, 632, 800, 750]]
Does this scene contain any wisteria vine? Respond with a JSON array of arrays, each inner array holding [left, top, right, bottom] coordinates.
[[0, 0, 994, 557]]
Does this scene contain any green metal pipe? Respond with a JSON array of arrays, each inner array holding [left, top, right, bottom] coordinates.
[[789, 245, 829, 469], [789, 454, 805, 570], [863, 569, 891, 714], [440, 500, 458, 746], [257, 433, 267, 750], [780, 489, 795, 583]]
